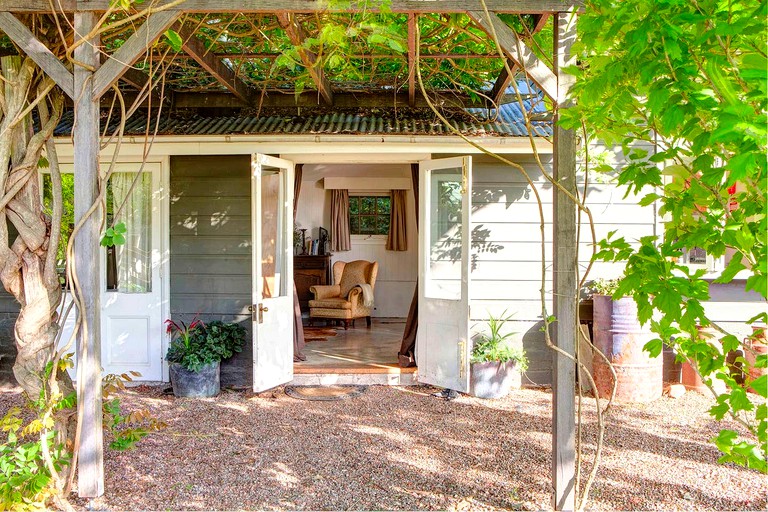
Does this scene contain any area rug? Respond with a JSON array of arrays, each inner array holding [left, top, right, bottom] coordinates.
[[303, 326, 339, 342], [284, 385, 367, 401]]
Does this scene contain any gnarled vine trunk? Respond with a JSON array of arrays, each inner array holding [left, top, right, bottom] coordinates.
[[0, 56, 74, 450]]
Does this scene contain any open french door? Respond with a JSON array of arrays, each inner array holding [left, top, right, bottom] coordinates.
[[251, 154, 295, 392], [417, 156, 472, 393]]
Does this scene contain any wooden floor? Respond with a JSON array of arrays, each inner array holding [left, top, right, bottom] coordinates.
[[295, 318, 416, 374]]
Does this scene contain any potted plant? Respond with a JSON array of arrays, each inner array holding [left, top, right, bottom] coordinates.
[[470, 310, 528, 399], [165, 318, 246, 397]]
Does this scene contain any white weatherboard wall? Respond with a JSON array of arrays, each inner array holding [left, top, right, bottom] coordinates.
[[466, 152, 658, 385], [296, 163, 417, 318]]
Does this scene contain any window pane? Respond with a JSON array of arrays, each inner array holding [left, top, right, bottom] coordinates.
[[377, 215, 390, 235], [360, 215, 376, 234], [361, 196, 375, 214], [110, 172, 152, 293], [377, 197, 391, 215], [349, 216, 360, 234], [261, 168, 286, 299], [349, 196, 359, 215], [427, 168, 463, 300]]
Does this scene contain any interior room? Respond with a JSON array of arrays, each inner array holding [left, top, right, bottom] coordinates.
[[292, 162, 418, 373]]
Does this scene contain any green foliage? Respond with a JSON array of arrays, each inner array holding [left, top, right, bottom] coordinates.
[[0, 408, 70, 511], [567, 0, 767, 472], [102, 373, 167, 451], [587, 277, 622, 297], [165, 319, 247, 372], [164, 29, 182, 52], [471, 310, 528, 371], [100, 222, 127, 247]]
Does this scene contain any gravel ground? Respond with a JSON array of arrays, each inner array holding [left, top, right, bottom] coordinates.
[[1, 385, 766, 511]]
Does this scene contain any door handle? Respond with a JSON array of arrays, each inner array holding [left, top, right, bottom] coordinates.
[[260, 305, 269, 313]]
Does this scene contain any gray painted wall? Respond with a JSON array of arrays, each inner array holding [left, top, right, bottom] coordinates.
[[170, 155, 253, 387], [0, 289, 19, 386]]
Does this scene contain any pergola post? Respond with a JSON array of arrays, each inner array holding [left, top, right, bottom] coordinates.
[[552, 9, 577, 512], [73, 11, 104, 498]]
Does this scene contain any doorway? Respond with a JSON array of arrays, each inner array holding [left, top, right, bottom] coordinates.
[[291, 161, 418, 374]]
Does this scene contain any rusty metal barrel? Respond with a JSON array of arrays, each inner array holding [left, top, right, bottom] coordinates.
[[592, 295, 663, 402]]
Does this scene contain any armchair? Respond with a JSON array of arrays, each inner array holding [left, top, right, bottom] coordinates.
[[308, 260, 378, 329]]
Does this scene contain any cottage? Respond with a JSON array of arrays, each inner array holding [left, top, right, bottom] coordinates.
[[0, 3, 764, 507]]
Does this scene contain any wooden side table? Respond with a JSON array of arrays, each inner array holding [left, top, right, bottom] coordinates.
[[294, 254, 332, 311]]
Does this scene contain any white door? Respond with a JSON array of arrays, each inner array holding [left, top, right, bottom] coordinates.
[[101, 163, 164, 381], [51, 162, 165, 381], [417, 156, 472, 392], [251, 154, 295, 392]]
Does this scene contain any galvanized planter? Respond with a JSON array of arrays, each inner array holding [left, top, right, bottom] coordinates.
[[592, 295, 662, 403], [169, 361, 220, 398], [470, 361, 522, 399]]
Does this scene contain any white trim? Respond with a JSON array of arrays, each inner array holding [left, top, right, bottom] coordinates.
[[53, 135, 551, 159], [159, 155, 171, 383]]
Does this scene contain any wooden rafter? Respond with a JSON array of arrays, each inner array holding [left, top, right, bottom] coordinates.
[[468, 10, 557, 100], [276, 12, 333, 105], [173, 22, 253, 104], [2, 1, 583, 14], [0, 12, 74, 98], [487, 13, 549, 106], [92, 9, 179, 97]]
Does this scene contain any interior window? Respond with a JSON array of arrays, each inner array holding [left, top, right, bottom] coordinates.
[[349, 195, 390, 235]]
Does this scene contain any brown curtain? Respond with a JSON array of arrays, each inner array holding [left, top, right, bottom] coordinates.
[[399, 164, 419, 367], [292, 164, 306, 362], [331, 189, 351, 251], [386, 189, 408, 251]]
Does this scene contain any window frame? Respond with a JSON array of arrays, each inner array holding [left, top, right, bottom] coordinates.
[[348, 191, 391, 240]]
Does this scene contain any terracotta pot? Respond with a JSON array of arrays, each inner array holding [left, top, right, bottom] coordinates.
[[745, 324, 768, 394]]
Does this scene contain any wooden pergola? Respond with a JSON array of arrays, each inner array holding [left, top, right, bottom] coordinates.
[[0, 1, 580, 509]]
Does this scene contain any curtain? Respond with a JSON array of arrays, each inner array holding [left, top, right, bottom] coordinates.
[[293, 164, 306, 362], [399, 164, 419, 367], [386, 189, 408, 251], [330, 189, 351, 251], [111, 172, 151, 293]]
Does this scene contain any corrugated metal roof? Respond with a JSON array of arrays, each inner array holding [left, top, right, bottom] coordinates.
[[55, 100, 551, 138]]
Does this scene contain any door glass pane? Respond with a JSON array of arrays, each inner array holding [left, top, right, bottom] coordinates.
[[261, 167, 285, 299], [108, 172, 152, 293], [426, 167, 463, 300]]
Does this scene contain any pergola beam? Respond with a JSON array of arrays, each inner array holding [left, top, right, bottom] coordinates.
[[487, 13, 549, 107], [0, 12, 74, 98], [173, 22, 253, 104], [468, 10, 558, 101], [92, 9, 179, 97], [552, 9, 577, 512], [276, 13, 334, 105], [3, 1, 583, 14], [73, 10, 104, 499]]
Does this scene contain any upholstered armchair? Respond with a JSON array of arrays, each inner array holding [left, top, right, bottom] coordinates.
[[308, 260, 378, 329]]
